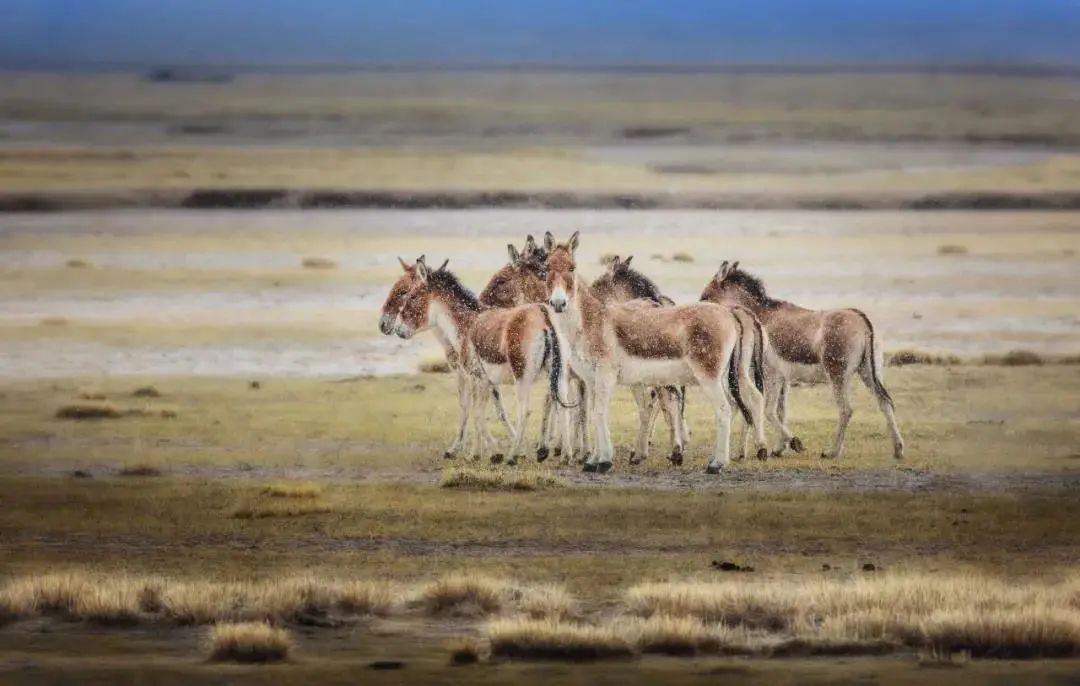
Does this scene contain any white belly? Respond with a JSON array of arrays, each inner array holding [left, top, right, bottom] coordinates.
[[617, 356, 696, 386]]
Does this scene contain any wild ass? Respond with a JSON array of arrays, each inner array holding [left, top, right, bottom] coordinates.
[[591, 256, 690, 465], [393, 258, 575, 464], [543, 232, 767, 474], [699, 262, 904, 460]]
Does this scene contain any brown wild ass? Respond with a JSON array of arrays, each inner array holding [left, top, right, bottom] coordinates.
[[591, 256, 690, 465], [543, 232, 767, 474], [393, 258, 575, 464], [699, 261, 904, 460]]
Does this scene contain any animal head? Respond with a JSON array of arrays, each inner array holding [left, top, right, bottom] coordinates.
[[379, 257, 419, 335], [700, 260, 773, 308], [590, 254, 635, 302], [505, 235, 549, 302], [393, 255, 446, 339], [543, 230, 580, 313]]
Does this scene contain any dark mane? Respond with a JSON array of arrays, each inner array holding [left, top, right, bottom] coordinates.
[[613, 265, 666, 304], [726, 268, 780, 308], [428, 268, 482, 311]]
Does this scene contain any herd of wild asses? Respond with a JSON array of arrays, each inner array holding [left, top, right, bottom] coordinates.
[[380, 232, 903, 475]]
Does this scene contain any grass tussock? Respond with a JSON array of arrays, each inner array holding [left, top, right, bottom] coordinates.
[[888, 349, 963, 367], [671, 251, 694, 263], [208, 622, 291, 663], [65, 258, 91, 268], [417, 350, 452, 374], [300, 256, 337, 270], [937, 244, 969, 256], [487, 618, 632, 660], [629, 615, 733, 655], [982, 349, 1044, 366], [449, 640, 483, 665], [516, 584, 578, 621], [118, 464, 163, 477], [419, 574, 508, 617], [337, 580, 399, 617], [441, 466, 563, 491], [261, 482, 322, 498], [55, 402, 123, 420], [230, 500, 334, 519], [132, 385, 162, 398], [38, 316, 69, 326]]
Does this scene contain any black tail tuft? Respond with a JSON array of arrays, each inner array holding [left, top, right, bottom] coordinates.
[[541, 307, 578, 409], [750, 317, 765, 394], [727, 315, 753, 426], [851, 308, 894, 409]]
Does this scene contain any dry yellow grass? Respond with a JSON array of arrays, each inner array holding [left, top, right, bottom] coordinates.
[[207, 622, 291, 663], [337, 580, 399, 617], [440, 466, 563, 491], [517, 584, 578, 621], [628, 615, 732, 656], [417, 350, 452, 374], [55, 401, 123, 420], [261, 482, 323, 498], [300, 256, 337, 270], [487, 618, 632, 660], [418, 574, 508, 617]]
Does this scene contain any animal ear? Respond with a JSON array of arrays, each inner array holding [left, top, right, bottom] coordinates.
[[568, 230, 580, 253], [717, 260, 730, 280], [609, 255, 621, 272], [543, 231, 555, 252], [437, 258, 449, 272], [507, 243, 521, 264], [415, 258, 430, 283], [730, 261, 740, 274], [524, 235, 537, 254], [623, 255, 633, 268], [398, 256, 411, 272]]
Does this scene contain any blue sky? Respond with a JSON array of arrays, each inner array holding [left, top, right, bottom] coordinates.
[[2, 0, 1079, 67]]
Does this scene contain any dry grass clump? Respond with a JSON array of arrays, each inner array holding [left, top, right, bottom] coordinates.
[[0, 580, 37, 624], [671, 251, 694, 263], [418, 350, 452, 373], [301, 256, 337, 270], [132, 385, 162, 398], [920, 608, 1080, 658], [937, 244, 969, 255], [207, 622, 291, 663], [338, 580, 399, 616], [449, 640, 483, 665], [117, 464, 163, 477], [516, 584, 578, 621], [888, 349, 963, 367], [487, 618, 632, 660], [38, 316, 69, 326], [919, 647, 970, 668], [55, 402, 123, 420], [628, 615, 731, 655], [230, 500, 334, 519], [65, 258, 91, 268], [441, 466, 563, 491], [261, 482, 322, 498], [419, 574, 509, 617], [982, 349, 1044, 366]]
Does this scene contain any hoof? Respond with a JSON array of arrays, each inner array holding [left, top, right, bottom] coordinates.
[[669, 447, 684, 466], [443, 451, 456, 460], [553, 447, 563, 458], [597, 461, 613, 474], [506, 457, 518, 467], [705, 464, 722, 475], [770, 448, 785, 458], [582, 463, 598, 473], [536, 446, 550, 463], [490, 453, 504, 465], [893, 446, 905, 460], [756, 447, 768, 461], [820, 452, 834, 460], [628, 451, 641, 466], [790, 437, 806, 453]]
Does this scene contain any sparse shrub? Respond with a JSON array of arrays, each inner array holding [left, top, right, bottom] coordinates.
[[118, 464, 162, 477], [56, 402, 123, 420], [982, 350, 1044, 366], [487, 618, 632, 660], [301, 256, 337, 270], [888, 349, 962, 367], [937, 245, 968, 256], [132, 386, 162, 398], [208, 622, 291, 663]]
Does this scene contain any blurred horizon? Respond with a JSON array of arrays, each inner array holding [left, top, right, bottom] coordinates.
[[3, 0, 1080, 70]]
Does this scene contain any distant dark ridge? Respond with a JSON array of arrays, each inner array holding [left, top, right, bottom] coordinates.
[[3, 189, 1080, 212]]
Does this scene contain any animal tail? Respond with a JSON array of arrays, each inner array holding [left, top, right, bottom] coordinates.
[[731, 306, 765, 394], [540, 306, 578, 409], [851, 308, 894, 409], [726, 313, 754, 426]]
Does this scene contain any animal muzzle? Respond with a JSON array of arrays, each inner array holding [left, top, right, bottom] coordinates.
[[378, 313, 395, 335], [393, 321, 414, 339], [549, 287, 568, 313]]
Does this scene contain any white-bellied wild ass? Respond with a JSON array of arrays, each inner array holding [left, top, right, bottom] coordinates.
[[393, 257, 575, 464], [591, 256, 690, 465], [699, 261, 904, 460], [543, 232, 767, 474]]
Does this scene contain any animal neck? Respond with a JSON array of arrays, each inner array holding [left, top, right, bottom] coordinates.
[[478, 266, 517, 308], [562, 276, 604, 346], [429, 293, 478, 351]]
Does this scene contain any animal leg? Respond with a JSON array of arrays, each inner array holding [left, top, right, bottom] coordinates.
[[696, 373, 733, 475], [444, 370, 471, 459], [822, 369, 854, 460], [858, 363, 905, 460]]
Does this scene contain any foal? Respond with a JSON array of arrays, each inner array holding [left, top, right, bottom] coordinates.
[[543, 232, 767, 474], [700, 262, 904, 460], [394, 258, 574, 464]]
